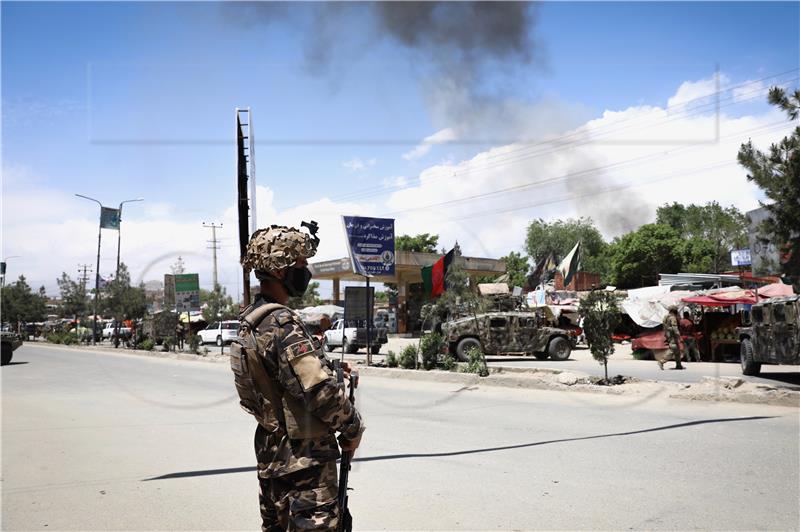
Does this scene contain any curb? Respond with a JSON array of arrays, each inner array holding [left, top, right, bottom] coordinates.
[[28, 342, 800, 407]]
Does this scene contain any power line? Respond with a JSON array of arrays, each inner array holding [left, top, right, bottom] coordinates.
[[383, 119, 789, 217], [328, 78, 800, 205], [330, 75, 798, 205]]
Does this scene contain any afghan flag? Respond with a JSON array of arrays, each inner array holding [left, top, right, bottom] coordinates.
[[557, 241, 581, 288], [422, 248, 455, 298]]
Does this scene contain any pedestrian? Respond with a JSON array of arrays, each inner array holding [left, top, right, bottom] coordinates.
[[679, 311, 701, 362], [175, 321, 186, 351], [657, 305, 685, 370], [232, 224, 365, 531]]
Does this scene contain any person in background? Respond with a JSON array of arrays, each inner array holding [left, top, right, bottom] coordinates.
[[679, 311, 701, 362]]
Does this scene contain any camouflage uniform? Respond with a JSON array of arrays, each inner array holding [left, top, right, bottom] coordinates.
[[658, 311, 684, 370], [236, 226, 365, 532]]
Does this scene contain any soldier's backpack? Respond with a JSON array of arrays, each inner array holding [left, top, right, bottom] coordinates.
[[230, 303, 328, 439]]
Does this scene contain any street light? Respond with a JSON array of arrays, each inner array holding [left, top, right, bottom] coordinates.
[[116, 198, 144, 279], [75, 194, 104, 345]]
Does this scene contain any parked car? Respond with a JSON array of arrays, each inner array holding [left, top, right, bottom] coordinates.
[[198, 320, 239, 346], [324, 319, 388, 354], [102, 321, 132, 340]]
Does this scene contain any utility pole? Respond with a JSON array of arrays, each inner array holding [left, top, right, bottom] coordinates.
[[203, 222, 223, 292], [77, 264, 92, 330]]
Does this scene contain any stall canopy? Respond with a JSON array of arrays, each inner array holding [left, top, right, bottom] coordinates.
[[681, 283, 794, 306], [621, 288, 694, 328]]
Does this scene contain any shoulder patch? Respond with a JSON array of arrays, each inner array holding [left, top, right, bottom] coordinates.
[[285, 338, 316, 361]]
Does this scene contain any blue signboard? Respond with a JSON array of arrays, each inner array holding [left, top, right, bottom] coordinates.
[[342, 216, 395, 277]]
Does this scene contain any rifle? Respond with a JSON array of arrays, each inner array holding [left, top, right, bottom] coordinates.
[[334, 361, 358, 532]]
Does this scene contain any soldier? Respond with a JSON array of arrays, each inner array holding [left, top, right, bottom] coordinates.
[[679, 311, 701, 362], [658, 305, 685, 370], [232, 225, 364, 531]]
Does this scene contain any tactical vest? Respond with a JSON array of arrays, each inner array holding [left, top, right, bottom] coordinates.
[[230, 303, 328, 439]]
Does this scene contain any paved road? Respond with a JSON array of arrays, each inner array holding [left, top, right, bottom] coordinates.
[[3, 344, 799, 530], [341, 338, 800, 388]]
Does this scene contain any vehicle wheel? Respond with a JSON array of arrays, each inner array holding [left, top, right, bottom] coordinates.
[[548, 337, 572, 361], [1, 344, 12, 365], [740, 338, 761, 376], [216, 335, 223, 347], [455, 337, 482, 362], [370, 344, 381, 355], [344, 338, 358, 354], [534, 353, 549, 360], [325, 339, 334, 352]]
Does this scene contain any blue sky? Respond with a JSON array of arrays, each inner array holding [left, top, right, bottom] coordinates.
[[3, 1, 799, 296]]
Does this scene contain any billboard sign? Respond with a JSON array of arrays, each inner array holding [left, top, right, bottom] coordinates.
[[100, 207, 120, 230], [731, 249, 752, 267], [165, 273, 201, 311], [344, 286, 373, 324], [342, 216, 395, 277]]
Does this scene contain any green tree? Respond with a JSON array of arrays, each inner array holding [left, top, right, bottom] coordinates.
[[656, 201, 748, 273], [395, 233, 439, 253], [1, 275, 47, 324], [286, 281, 322, 309], [200, 285, 239, 322], [57, 272, 87, 320], [578, 290, 621, 382], [103, 264, 147, 321], [738, 86, 800, 289], [608, 224, 684, 288], [524, 217, 609, 281], [500, 251, 529, 288]]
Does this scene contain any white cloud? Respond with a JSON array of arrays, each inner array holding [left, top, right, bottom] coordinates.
[[342, 157, 376, 172], [732, 79, 767, 103], [381, 176, 408, 188], [667, 73, 730, 108], [4, 75, 790, 300], [402, 128, 457, 160]]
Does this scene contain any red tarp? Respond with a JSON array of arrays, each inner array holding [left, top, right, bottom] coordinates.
[[681, 283, 794, 307], [632, 330, 669, 351]]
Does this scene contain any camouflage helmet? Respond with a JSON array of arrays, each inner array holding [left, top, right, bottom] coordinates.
[[667, 304, 679, 312], [242, 225, 318, 272]]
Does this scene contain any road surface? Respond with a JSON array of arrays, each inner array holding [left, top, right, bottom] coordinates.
[[3, 343, 798, 530]]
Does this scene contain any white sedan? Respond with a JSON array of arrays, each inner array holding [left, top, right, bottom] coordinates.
[[197, 320, 239, 346]]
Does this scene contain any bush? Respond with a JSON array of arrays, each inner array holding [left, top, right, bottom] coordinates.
[[440, 354, 457, 372], [162, 338, 172, 352], [46, 333, 64, 344], [62, 334, 76, 345], [385, 350, 398, 368], [141, 339, 155, 351], [462, 346, 488, 376], [419, 332, 444, 371], [398, 344, 417, 369]]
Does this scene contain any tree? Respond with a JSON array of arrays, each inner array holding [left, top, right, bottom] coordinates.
[[200, 285, 239, 322], [608, 224, 684, 288], [500, 251, 529, 288], [578, 290, 620, 382], [738, 86, 800, 289], [57, 272, 87, 319], [656, 201, 748, 273], [1, 275, 47, 324], [524, 217, 609, 281], [103, 264, 147, 321], [395, 233, 439, 253], [287, 281, 322, 309]]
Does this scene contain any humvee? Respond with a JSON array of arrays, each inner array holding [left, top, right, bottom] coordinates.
[[441, 310, 573, 362], [1, 330, 23, 365], [736, 295, 799, 376]]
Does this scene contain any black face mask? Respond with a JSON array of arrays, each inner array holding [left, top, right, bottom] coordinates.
[[283, 266, 312, 297]]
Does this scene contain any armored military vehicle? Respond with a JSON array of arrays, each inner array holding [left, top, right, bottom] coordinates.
[[441, 310, 573, 362], [2, 330, 23, 365], [737, 295, 799, 376]]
